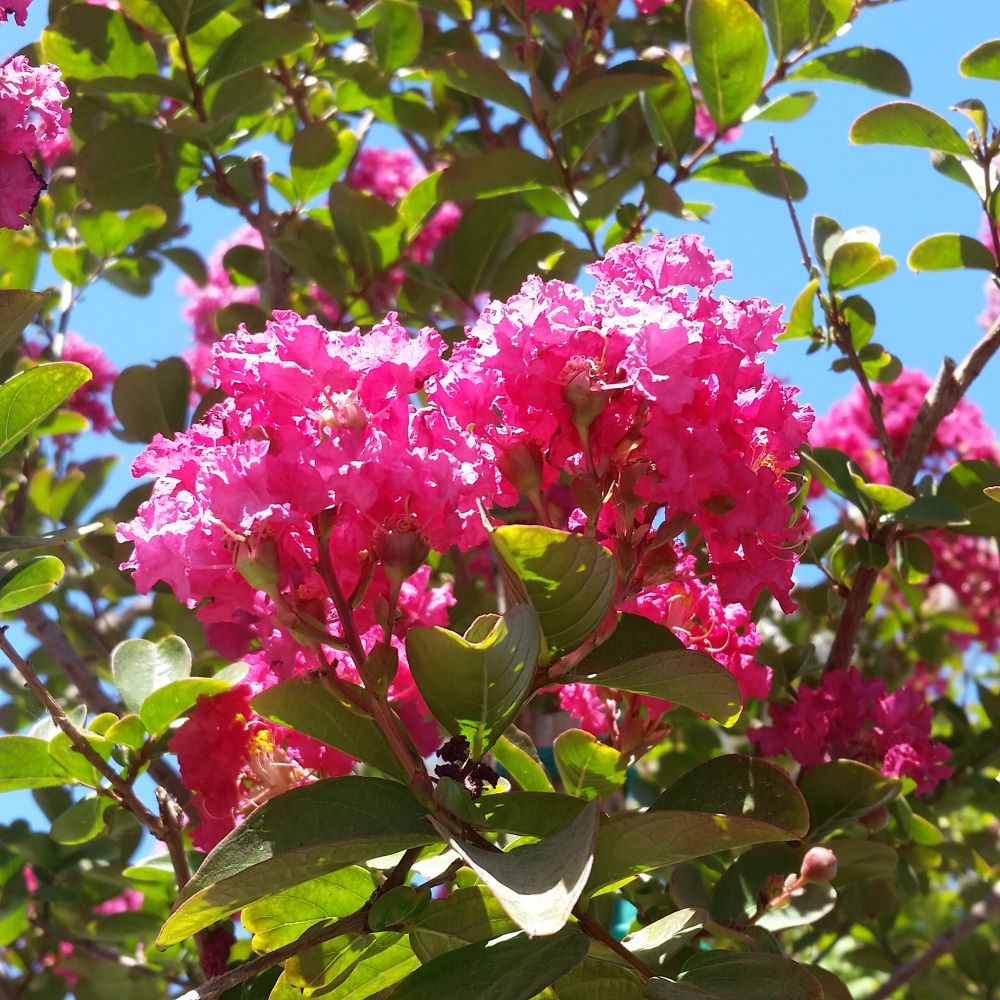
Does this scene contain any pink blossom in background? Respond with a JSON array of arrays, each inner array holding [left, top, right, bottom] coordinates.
[[0, 57, 70, 229], [92, 888, 143, 915], [751, 667, 953, 794], [34, 128, 72, 167], [980, 277, 1000, 332], [693, 102, 742, 144], [0, 0, 31, 26]]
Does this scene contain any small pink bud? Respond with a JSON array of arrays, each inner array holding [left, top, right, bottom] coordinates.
[[860, 804, 890, 833], [800, 846, 838, 884], [497, 441, 544, 496]]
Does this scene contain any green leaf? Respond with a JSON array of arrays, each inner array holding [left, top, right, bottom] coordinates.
[[780, 279, 818, 340], [491, 728, 554, 793], [891, 494, 969, 528], [745, 91, 818, 122], [111, 357, 189, 442], [788, 47, 911, 96], [432, 800, 598, 936], [0, 556, 64, 612], [203, 16, 315, 87], [691, 152, 807, 200], [139, 677, 234, 736], [828, 241, 897, 289], [588, 756, 808, 896], [960, 39, 1000, 80], [50, 793, 109, 845], [290, 125, 358, 204], [492, 525, 616, 660], [0, 290, 44, 356], [549, 957, 646, 999], [372, 1, 422, 72], [939, 459, 1000, 534], [407, 605, 541, 759], [443, 150, 563, 202], [110, 636, 192, 715], [554, 729, 626, 800], [448, 198, 518, 299], [686, 0, 768, 129], [392, 928, 589, 1000], [242, 867, 375, 952], [473, 791, 587, 838], [0, 363, 91, 459], [622, 909, 706, 968], [158, 777, 435, 945], [640, 54, 695, 166], [252, 677, 406, 780], [853, 479, 913, 513], [564, 614, 742, 726], [153, 0, 236, 36], [429, 51, 532, 117], [288, 931, 419, 995], [104, 714, 146, 750], [329, 182, 405, 281], [759, 0, 809, 60], [798, 761, 900, 838], [77, 124, 181, 212], [0, 736, 72, 792], [850, 102, 970, 157], [646, 953, 823, 999], [826, 838, 898, 884], [806, 0, 852, 46], [907, 233, 997, 272], [411, 886, 518, 963], [41, 6, 158, 83], [549, 63, 674, 131]]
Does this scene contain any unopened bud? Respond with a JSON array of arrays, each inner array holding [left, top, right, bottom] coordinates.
[[561, 358, 607, 434], [233, 534, 281, 597], [497, 441, 544, 496], [800, 846, 838, 884], [360, 641, 398, 698], [860, 804, 890, 833], [377, 521, 430, 586]]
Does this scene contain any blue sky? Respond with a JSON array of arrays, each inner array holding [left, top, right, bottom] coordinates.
[[1, 0, 998, 831]]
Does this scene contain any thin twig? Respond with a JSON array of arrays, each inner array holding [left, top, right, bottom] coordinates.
[[864, 880, 1000, 1000], [575, 910, 654, 980], [0, 628, 166, 838], [250, 154, 289, 311]]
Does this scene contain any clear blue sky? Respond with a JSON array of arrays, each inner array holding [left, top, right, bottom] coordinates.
[[1, 0, 998, 831]]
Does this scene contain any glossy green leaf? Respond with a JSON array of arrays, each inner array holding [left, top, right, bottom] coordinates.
[[492, 728, 554, 793], [329, 182, 405, 281], [372, 0, 422, 72], [646, 953, 823, 999], [0, 290, 44, 356], [433, 800, 598, 936], [104, 714, 147, 750], [828, 241, 897, 289], [892, 493, 969, 528], [588, 756, 808, 896], [41, 6, 158, 83], [622, 909, 706, 968], [407, 605, 541, 758], [291, 125, 358, 203], [0, 363, 91, 459], [745, 91, 818, 122], [429, 51, 532, 117], [288, 931, 418, 995], [411, 886, 518, 963], [907, 233, 997, 272], [759, 0, 809, 60], [549, 63, 674, 131], [789, 47, 911, 95], [806, 0, 852, 46], [553, 729, 627, 800], [492, 525, 616, 660], [565, 614, 742, 726], [691, 152, 807, 200], [158, 777, 435, 944], [242, 868, 374, 952], [850, 102, 970, 157], [0, 556, 64, 613], [853, 479, 913, 513], [0, 736, 72, 792], [111, 635, 192, 715], [640, 54, 695, 166], [111, 357, 189, 442], [798, 761, 901, 838], [959, 39, 1000, 80], [203, 16, 314, 87], [392, 928, 589, 1000], [77, 124, 181, 211], [153, 0, 236, 35], [139, 676, 234, 736], [50, 793, 109, 845], [780, 279, 819, 340], [473, 791, 587, 838], [252, 676, 406, 780], [687, 0, 768, 128]]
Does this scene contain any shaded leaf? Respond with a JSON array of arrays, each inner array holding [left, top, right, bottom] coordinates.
[[554, 729, 626, 800], [850, 102, 970, 157], [112, 357, 189, 442], [203, 16, 314, 87], [788, 47, 911, 95], [798, 761, 900, 838], [0, 290, 45, 356], [550, 63, 674, 131], [959, 39, 1000, 80], [691, 152, 807, 200]]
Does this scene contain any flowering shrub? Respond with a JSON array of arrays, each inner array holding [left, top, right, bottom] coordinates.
[[0, 1, 998, 999]]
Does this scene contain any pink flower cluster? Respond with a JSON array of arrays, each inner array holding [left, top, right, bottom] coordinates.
[[811, 367, 999, 485], [0, 0, 30, 26], [434, 234, 812, 614], [751, 667, 953, 794], [124, 236, 811, 838], [0, 57, 70, 230], [979, 217, 1000, 332]]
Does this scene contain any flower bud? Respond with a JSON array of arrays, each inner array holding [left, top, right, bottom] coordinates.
[[360, 641, 398, 698], [497, 441, 544, 496], [860, 804, 890, 833], [561, 357, 607, 434], [233, 534, 281, 597], [799, 846, 838, 884], [376, 520, 431, 587]]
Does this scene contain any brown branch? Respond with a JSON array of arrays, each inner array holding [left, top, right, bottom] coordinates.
[[0, 628, 167, 838], [575, 910, 654, 980], [250, 154, 289, 311], [864, 880, 1000, 1000]]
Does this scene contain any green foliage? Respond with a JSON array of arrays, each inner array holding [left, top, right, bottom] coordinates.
[[0, 363, 92, 458]]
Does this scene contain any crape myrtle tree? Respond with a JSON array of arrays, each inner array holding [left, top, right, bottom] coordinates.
[[0, 0, 997, 996]]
